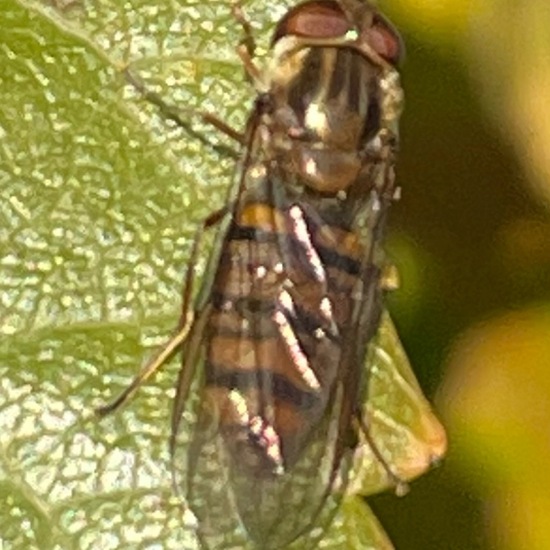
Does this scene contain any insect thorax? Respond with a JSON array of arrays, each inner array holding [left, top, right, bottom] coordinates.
[[258, 3, 403, 199]]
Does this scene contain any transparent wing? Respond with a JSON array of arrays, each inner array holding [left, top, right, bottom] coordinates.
[[175, 176, 356, 549]]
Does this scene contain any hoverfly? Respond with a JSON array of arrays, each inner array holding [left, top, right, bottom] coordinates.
[[98, 1, 446, 548]]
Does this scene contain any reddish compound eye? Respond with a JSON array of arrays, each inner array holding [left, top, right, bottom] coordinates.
[[367, 13, 404, 64], [272, 0, 404, 65], [273, 0, 352, 41]]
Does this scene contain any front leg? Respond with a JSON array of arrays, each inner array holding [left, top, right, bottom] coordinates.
[[124, 68, 245, 149]]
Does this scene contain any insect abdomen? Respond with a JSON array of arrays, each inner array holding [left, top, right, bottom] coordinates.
[[202, 196, 367, 476]]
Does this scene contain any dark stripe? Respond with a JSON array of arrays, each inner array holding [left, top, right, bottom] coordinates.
[[348, 52, 361, 114], [205, 364, 320, 410], [211, 292, 275, 315], [226, 220, 361, 276], [315, 243, 360, 275], [226, 221, 267, 242], [287, 48, 323, 127], [327, 49, 346, 101], [210, 290, 340, 343], [279, 293, 340, 342]]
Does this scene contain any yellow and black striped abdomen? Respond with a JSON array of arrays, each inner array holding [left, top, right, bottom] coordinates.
[[202, 198, 370, 476]]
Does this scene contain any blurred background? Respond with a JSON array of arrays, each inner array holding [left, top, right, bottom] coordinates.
[[373, 0, 550, 548], [2, 0, 549, 548]]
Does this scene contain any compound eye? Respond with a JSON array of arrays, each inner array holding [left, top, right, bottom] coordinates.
[[272, 0, 404, 65], [366, 13, 404, 65], [273, 1, 352, 42]]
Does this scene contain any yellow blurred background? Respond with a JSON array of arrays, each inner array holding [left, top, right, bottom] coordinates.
[[372, 0, 550, 548]]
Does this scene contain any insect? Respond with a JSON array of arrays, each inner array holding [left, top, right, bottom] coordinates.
[[98, 1, 446, 548]]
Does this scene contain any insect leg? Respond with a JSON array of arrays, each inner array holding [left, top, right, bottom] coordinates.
[[231, 2, 256, 60], [95, 319, 194, 417], [177, 206, 229, 329], [95, 206, 229, 417], [229, 3, 265, 88], [169, 303, 212, 461], [124, 68, 245, 150]]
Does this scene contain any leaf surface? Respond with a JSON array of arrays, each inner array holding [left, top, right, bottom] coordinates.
[[0, 1, 444, 548]]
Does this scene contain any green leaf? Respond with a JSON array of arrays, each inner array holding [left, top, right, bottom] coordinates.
[[350, 312, 447, 497], [0, 1, 444, 548], [322, 497, 394, 550]]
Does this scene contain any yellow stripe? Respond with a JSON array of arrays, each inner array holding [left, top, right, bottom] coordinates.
[[238, 203, 288, 232], [237, 203, 363, 259]]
